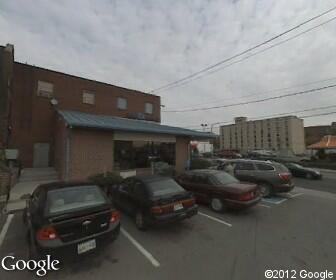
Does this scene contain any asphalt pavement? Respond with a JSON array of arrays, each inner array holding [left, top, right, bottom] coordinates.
[[293, 170, 336, 194], [0, 171, 335, 280]]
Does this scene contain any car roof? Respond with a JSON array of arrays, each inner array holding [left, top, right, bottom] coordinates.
[[184, 169, 221, 175], [227, 159, 275, 164], [35, 180, 95, 193], [126, 175, 172, 183]]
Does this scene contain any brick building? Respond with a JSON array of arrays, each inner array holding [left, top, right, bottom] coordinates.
[[0, 44, 213, 180]]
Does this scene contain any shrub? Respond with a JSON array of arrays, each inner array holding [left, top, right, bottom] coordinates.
[[88, 172, 123, 188], [190, 159, 212, 170]]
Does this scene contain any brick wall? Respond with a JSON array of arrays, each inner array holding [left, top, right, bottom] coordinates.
[[9, 62, 161, 167], [175, 137, 190, 173], [0, 167, 10, 196], [54, 116, 67, 180], [68, 129, 114, 180]]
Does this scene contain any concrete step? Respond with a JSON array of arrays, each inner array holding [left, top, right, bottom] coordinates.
[[19, 167, 59, 182], [19, 175, 59, 182]]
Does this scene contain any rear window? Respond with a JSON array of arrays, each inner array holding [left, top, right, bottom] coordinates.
[[273, 163, 290, 172], [211, 172, 239, 185], [256, 163, 275, 171], [46, 185, 107, 216], [236, 162, 255, 170], [147, 178, 185, 197]]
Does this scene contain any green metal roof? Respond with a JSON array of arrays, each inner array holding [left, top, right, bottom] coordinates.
[[58, 110, 216, 139]]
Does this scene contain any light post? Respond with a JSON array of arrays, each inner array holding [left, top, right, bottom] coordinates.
[[201, 123, 208, 153]]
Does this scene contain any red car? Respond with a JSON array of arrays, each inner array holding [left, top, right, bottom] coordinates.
[[176, 170, 261, 212]]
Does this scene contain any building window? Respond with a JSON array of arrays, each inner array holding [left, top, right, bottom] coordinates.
[[145, 102, 153, 114], [117, 97, 128, 110], [82, 91, 95, 105], [37, 81, 54, 98], [114, 141, 175, 170]]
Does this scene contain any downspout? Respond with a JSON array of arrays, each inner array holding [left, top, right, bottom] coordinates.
[[65, 126, 71, 181]]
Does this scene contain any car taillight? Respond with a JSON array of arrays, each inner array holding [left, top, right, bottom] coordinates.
[[182, 198, 195, 207], [36, 226, 58, 241], [279, 173, 291, 181], [239, 192, 253, 201], [150, 206, 163, 214], [110, 210, 120, 223]]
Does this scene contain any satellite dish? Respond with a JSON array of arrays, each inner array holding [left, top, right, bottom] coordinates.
[[50, 98, 58, 106]]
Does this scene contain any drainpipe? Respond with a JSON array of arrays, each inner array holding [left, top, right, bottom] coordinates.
[[65, 126, 71, 181]]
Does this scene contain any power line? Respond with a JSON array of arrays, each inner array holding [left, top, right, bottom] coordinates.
[[182, 104, 336, 129], [163, 84, 336, 113], [300, 111, 336, 119], [162, 16, 336, 101], [150, 6, 336, 94], [166, 74, 336, 110]]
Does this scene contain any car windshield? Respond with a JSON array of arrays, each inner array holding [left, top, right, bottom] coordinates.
[[46, 185, 107, 216], [211, 172, 239, 185], [147, 178, 185, 197], [292, 163, 303, 168]]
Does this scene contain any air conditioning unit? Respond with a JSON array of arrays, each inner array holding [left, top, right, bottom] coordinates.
[[128, 112, 146, 120]]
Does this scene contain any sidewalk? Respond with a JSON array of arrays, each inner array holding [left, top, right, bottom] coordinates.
[[317, 168, 336, 174], [5, 179, 54, 213]]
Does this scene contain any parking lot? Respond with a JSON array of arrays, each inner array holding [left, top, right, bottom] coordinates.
[[0, 175, 335, 280]]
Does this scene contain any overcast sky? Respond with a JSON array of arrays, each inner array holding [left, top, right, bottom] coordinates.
[[1, 0, 336, 132]]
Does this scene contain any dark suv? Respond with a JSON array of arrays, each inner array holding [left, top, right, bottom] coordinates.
[[218, 159, 294, 197]]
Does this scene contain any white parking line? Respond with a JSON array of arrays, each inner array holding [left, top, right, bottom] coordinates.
[[121, 227, 160, 267], [198, 212, 232, 227], [261, 197, 288, 205], [287, 193, 303, 198], [0, 214, 14, 248], [258, 204, 271, 208]]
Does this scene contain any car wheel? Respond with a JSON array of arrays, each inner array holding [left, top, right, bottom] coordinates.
[[306, 173, 313, 180], [259, 183, 271, 197], [135, 211, 147, 231], [22, 209, 27, 225], [27, 230, 40, 260], [210, 198, 224, 212]]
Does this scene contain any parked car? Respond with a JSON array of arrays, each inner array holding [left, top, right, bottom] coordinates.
[[217, 159, 294, 197], [216, 150, 242, 159], [175, 169, 261, 212], [283, 162, 322, 179], [23, 181, 120, 258], [111, 175, 198, 230]]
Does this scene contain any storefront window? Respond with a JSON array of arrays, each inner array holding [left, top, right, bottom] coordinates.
[[114, 140, 176, 170]]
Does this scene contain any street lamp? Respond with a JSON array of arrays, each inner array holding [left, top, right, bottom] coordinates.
[[200, 124, 208, 154]]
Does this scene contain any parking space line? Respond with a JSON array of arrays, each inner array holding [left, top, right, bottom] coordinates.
[[258, 204, 271, 208], [0, 214, 14, 248], [287, 193, 303, 198], [261, 197, 288, 205], [121, 227, 160, 268], [198, 212, 232, 227]]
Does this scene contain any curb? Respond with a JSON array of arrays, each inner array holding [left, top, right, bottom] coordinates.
[[317, 168, 336, 174]]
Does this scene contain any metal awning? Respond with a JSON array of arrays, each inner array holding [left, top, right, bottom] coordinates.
[[308, 135, 336, 149], [58, 110, 216, 140]]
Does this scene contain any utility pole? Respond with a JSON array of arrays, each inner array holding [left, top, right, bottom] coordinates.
[[201, 123, 208, 153]]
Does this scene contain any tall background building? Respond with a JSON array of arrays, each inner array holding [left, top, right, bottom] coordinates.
[[220, 116, 305, 155]]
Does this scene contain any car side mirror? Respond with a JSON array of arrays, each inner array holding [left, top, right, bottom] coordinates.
[[21, 193, 32, 200]]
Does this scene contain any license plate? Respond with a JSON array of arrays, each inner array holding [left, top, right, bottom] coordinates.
[[174, 203, 183, 211], [77, 239, 96, 254]]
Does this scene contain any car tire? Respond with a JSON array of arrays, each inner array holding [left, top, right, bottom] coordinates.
[[306, 173, 313, 180], [210, 198, 224, 212], [27, 230, 40, 260], [22, 209, 27, 225], [259, 183, 272, 197], [135, 211, 147, 231]]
